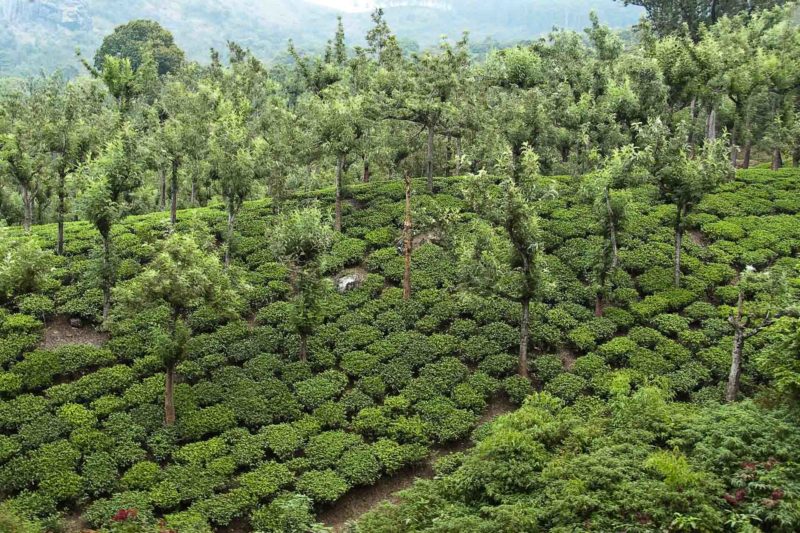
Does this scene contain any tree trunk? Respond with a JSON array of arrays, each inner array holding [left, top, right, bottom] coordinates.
[[455, 137, 463, 175], [21, 184, 32, 233], [362, 157, 370, 183], [426, 124, 434, 193], [518, 298, 530, 378], [444, 134, 452, 177], [772, 148, 783, 170], [56, 185, 65, 256], [299, 333, 308, 363], [159, 167, 166, 211], [730, 125, 738, 167], [595, 293, 604, 317], [164, 363, 176, 425], [225, 207, 235, 269], [793, 144, 800, 167], [403, 173, 413, 300], [605, 188, 619, 268], [742, 141, 752, 169], [170, 159, 179, 226], [101, 234, 112, 323], [335, 154, 344, 232], [705, 106, 717, 141], [688, 97, 697, 157], [674, 206, 683, 287], [190, 181, 196, 206], [725, 291, 745, 402]]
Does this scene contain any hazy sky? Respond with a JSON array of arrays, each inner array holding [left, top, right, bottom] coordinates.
[[305, 0, 381, 12]]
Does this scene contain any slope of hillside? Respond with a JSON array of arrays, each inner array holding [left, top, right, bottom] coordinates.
[[0, 168, 798, 531]]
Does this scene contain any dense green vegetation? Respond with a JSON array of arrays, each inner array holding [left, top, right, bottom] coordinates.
[[1, 2, 800, 532]]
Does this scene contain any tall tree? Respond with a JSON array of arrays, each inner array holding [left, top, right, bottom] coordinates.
[[271, 208, 333, 362], [209, 98, 255, 267], [94, 19, 185, 76], [725, 266, 793, 402], [637, 120, 731, 286], [461, 147, 552, 378], [113, 234, 240, 425], [82, 124, 143, 322]]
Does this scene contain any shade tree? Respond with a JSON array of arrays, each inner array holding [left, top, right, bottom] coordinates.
[[270, 207, 333, 362], [112, 233, 241, 425]]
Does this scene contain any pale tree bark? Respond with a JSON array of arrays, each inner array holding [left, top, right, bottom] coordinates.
[[705, 106, 717, 141], [426, 124, 434, 192], [164, 362, 176, 425], [772, 148, 783, 170], [170, 159, 179, 227], [299, 334, 308, 363], [56, 177, 66, 256], [455, 137, 463, 175], [21, 184, 32, 233], [335, 154, 344, 232], [159, 167, 166, 211], [725, 289, 745, 403], [403, 173, 413, 300], [518, 298, 530, 378]]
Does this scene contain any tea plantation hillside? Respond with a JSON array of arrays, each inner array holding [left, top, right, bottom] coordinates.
[[1, 168, 800, 532]]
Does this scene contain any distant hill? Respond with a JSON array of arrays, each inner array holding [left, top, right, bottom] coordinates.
[[0, 0, 643, 77]]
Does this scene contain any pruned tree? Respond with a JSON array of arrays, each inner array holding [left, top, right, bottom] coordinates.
[[113, 234, 240, 425], [460, 147, 553, 378], [637, 120, 731, 287], [271, 208, 333, 362], [726, 266, 795, 402]]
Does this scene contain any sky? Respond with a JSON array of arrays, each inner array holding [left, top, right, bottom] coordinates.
[[305, 0, 380, 12]]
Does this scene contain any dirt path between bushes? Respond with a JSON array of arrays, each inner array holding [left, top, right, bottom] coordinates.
[[40, 315, 109, 350], [317, 395, 516, 532]]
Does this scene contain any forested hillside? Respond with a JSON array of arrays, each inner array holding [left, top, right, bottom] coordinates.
[[1, 1, 800, 532], [0, 0, 642, 77]]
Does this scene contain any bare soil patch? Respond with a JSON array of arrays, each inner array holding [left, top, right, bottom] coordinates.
[[41, 315, 109, 350], [318, 395, 516, 532], [688, 229, 707, 248]]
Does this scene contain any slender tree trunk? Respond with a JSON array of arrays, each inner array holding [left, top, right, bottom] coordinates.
[[190, 181, 196, 206], [772, 148, 783, 170], [595, 293, 604, 317], [159, 167, 166, 211], [56, 182, 65, 256], [21, 184, 32, 233], [170, 159, 179, 227], [518, 298, 530, 378], [742, 141, 752, 169], [688, 97, 697, 158], [101, 234, 112, 323], [705, 106, 717, 141], [674, 206, 683, 287], [164, 362, 176, 425], [426, 123, 434, 193], [225, 207, 235, 268], [730, 125, 738, 167], [403, 173, 413, 300], [725, 291, 745, 402], [444, 134, 452, 177], [299, 333, 308, 363], [335, 154, 344, 232], [362, 157, 370, 183], [455, 137, 463, 175], [605, 188, 619, 268]]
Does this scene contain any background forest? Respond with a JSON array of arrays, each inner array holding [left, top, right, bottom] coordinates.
[[1, 1, 800, 532]]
